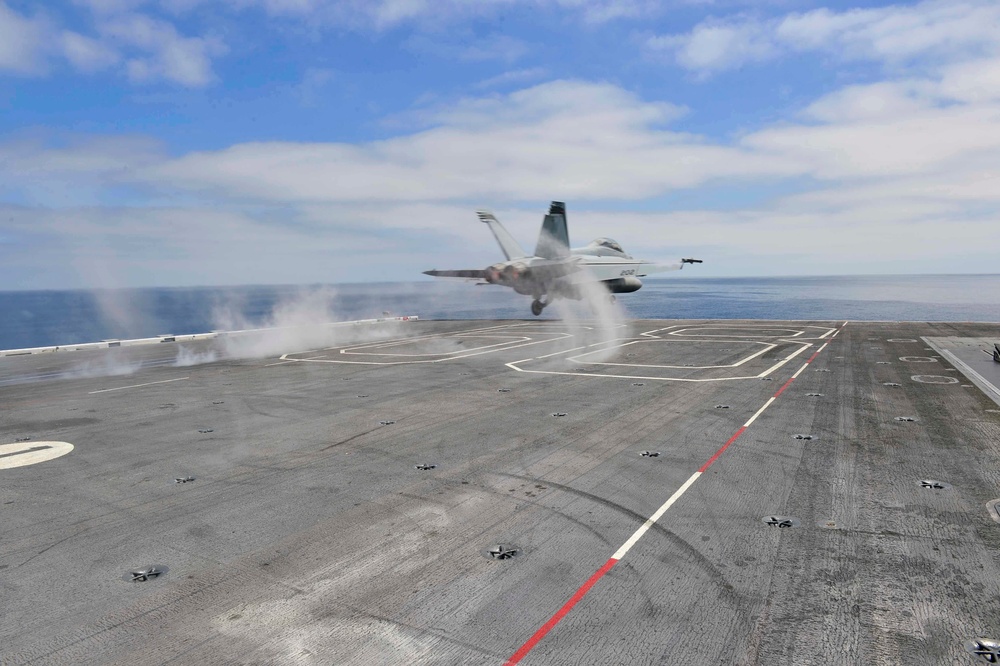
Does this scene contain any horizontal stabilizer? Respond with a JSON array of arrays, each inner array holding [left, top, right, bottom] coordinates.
[[477, 210, 528, 260], [423, 269, 489, 280]]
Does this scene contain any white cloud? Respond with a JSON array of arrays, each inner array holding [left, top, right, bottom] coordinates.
[[938, 56, 1000, 102], [100, 13, 225, 86], [649, 19, 776, 76], [131, 80, 788, 204], [745, 103, 1000, 180], [801, 80, 932, 123], [0, 1, 49, 75], [61, 30, 120, 72], [216, 0, 664, 29], [474, 67, 548, 89], [0, 2, 224, 86], [9, 74, 1000, 206], [552, 0, 662, 24], [6, 62, 1000, 284], [650, 0, 1000, 76], [295, 67, 335, 106], [72, 0, 149, 14], [404, 32, 529, 64]]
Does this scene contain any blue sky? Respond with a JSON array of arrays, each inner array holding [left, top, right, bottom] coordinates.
[[2, 0, 999, 288]]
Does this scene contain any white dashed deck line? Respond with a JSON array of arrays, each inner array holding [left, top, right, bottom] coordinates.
[[340, 334, 532, 357], [88, 377, 189, 394], [743, 398, 777, 427], [756, 343, 812, 378], [611, 472, 702, 560], [570, 340, 778, 370]]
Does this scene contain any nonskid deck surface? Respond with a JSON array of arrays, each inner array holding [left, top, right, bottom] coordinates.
[[2, 319, 1000, 665]]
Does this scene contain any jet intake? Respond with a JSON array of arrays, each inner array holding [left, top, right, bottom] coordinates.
[[603, 277, 643, 294]]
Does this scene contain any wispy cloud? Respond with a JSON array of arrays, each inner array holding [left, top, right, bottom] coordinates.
[[0, 1, 51, 75], [100, 13, 226, 86], [649, 0, 1000, 76], [218, 0, 666, 28], [60, 30, 120, 72], [474, 67, 548, 90], [6, 0, 1000, 286], [0, 1, 226, 86], [295, 67, 335, 107], [403, 33, 530, 64], [6, 61, 1000, 282]]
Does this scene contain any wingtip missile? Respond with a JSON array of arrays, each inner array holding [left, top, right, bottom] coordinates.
[[681, 258, 703, 264]]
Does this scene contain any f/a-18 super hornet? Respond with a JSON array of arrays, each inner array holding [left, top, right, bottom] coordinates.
[[424, 201, 701, 316]]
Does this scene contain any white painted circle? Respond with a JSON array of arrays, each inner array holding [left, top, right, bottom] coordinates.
[[0, 441, 74, 469], [900, 356, 937, 363], [911, 375, 959, 385]]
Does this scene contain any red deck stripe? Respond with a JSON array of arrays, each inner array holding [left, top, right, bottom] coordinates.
[[504, 557, 619, 665], [773, 376, 796, 398], [698, 425, 747, 473], [503, 326, 845, 664]]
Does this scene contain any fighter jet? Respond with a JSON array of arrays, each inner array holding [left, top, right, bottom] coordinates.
[[424, 201, 701, 316]]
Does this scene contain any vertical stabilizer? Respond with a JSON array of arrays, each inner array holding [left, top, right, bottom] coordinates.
[[534, 201, 570, 260], [477, 211, 528, 260]]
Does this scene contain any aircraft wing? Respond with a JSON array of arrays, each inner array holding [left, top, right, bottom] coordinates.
[[423, 269, 490, 280], [637, 261, 684, 275], [637, 258, 703, 276]]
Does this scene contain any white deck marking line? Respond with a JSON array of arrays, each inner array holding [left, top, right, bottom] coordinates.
[[611, 472, 702, 560], [669, 331, 803, 338], [756, 343, 812, 377], [643, 324, 830, 340], [88, 377, 189, 394], [340, 335, 532, 357], [504, 365, 766, 382], [264, 360, 297, 367], [743, 397, 776, 427], [504, 321, 846, 665], [509, 335, 813, 382], [640, 325, 685, 338], [285, 332, 575, 365], [791, 361, 810, 379], [506, 322, 594, 330], [342, 332, 532, 354], [311, 322, 529, 354], [575, 341, 779, 369], [536, 345, 590, 359], [938, 349, 1000, 399]]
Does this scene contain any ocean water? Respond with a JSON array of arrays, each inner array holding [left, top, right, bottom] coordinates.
[[1, 275, 998, 350]]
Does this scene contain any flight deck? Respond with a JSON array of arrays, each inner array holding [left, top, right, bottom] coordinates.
[[2, 319, 1000, 665]]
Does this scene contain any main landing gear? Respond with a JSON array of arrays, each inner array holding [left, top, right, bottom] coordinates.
[[530, 297, 550, 316]]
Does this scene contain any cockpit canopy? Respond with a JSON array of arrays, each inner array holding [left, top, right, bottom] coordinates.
[[588, 238, 626, 254]]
